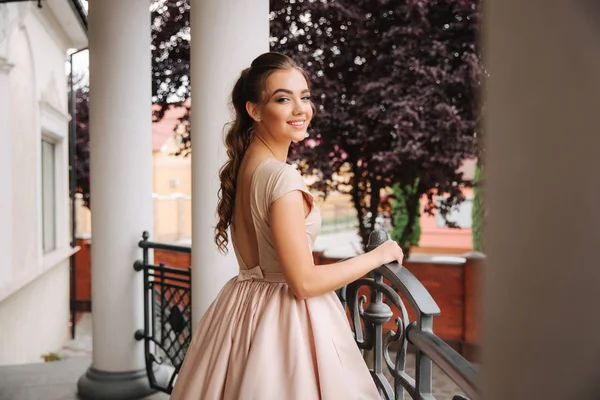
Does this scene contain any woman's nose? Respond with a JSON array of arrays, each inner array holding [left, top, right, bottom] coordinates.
[[293, 99, 308, 115], [293, 103, 303, 115]]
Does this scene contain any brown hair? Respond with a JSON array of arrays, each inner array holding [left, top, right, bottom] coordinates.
[[214, 52, 314, 254]]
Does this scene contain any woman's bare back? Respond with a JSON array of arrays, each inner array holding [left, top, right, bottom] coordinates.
[[232, 151, 312, 270], [232, 153, 267, 269]]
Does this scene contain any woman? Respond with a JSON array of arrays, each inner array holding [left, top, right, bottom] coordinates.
[[170, 52, 404, 400]]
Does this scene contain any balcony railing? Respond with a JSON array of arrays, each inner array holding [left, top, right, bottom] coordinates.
[[133, 232, 192, 394], [337, 230, 479, 399], [134, 230, 479, 399]]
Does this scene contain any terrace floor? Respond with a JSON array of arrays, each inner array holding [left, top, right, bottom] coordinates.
[[0, 313, 466, 400]]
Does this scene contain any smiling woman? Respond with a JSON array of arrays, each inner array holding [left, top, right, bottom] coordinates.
[[170, 52, 403, 400], [247, 68, 315, 150]]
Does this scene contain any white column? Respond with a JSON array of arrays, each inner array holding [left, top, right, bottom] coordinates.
[[190, 0, 269, 323], [483, 2, 600, 399], [78, 0, 154, 398], [0, 58, 13, 287]]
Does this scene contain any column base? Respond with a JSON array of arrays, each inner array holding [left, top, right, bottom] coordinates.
[[77, 365, 170, 400]]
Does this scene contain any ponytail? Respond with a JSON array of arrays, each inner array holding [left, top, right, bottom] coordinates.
[[214, 69, 254, 254]]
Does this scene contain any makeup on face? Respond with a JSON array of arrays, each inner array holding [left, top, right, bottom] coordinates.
[[259, 69, 314, 142]]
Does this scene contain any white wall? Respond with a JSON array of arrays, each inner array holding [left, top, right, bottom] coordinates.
[[0, 2, 79, 365], [0, 260, 69, 365]]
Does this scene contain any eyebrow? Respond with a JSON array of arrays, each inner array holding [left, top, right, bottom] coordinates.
[[271, 88, 311, 97]]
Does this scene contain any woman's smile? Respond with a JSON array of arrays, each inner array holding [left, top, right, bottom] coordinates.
[[288, 119, 306, 129]]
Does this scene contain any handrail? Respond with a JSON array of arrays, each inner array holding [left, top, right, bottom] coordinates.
[[138, 231, 191, 254], [407, 328, 479, 400], [338, 230, 480, 400], [376, 261, 441, 317]]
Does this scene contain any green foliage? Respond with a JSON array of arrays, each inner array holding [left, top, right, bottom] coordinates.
[[390, 182, 421, 254], [41, 352, 62, 362], [471, 162, 484, 252]]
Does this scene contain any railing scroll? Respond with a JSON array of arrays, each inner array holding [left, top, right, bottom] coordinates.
[[337, 230, 480, 400]]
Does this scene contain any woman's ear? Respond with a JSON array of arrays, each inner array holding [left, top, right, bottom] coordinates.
[[246, 101, 261, 123]]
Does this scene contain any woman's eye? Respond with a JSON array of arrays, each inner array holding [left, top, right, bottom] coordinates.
[[275, 95, 311, 103]]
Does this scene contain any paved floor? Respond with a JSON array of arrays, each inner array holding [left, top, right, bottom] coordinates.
[[0, 356, 465, 400], [0, 358, 168, 400], [0, 314, 167, 400], [57, 313, 93, 360], [389, 353, 467, 399], [0, 313, 467, 400]]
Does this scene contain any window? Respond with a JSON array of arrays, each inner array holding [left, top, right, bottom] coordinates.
[[41, 139, 56, 253]]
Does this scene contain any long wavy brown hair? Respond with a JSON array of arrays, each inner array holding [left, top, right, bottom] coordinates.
[[214, 52, 314, 254]]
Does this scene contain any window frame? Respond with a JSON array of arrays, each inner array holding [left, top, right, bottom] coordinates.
[[41, 136, 57, 253], [39, 97, 70, 260]]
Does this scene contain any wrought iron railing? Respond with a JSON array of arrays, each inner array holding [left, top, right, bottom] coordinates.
[[336, 230, 479, 399], [134, 230, 479, 399], [133, 231, 192, 394]]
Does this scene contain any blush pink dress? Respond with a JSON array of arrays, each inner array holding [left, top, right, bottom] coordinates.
[[170, 158, 379, 400]]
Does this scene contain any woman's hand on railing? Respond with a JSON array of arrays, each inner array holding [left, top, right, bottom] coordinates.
[[366, 230, 440, 317], [369, 239, 404, 266]]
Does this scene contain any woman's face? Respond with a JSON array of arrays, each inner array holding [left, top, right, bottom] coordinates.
[[253, 68, 313, 143]]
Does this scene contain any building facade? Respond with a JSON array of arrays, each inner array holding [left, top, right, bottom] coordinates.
[[0, 0, 86, 365]]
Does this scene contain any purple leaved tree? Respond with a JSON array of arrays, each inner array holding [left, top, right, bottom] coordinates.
[[76, 0, 483, 253], [270, 0, 484, 250], [71, 76, 90, 208]]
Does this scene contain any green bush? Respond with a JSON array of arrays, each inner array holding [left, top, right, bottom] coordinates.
[[390, 182, 421, 254], [42, 352, 62, 362], [472, 163, 484, 252]]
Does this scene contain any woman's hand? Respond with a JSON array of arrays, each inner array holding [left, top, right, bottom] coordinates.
[[370, 240, 404, 267]]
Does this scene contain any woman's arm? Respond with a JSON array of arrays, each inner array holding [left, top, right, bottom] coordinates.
[[270, 190, 403, 300]]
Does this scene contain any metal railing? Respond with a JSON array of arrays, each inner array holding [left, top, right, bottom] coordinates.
[[133, 231, 192, 394], [336, 230, 479, 399], [134, 230, 479, 399]]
